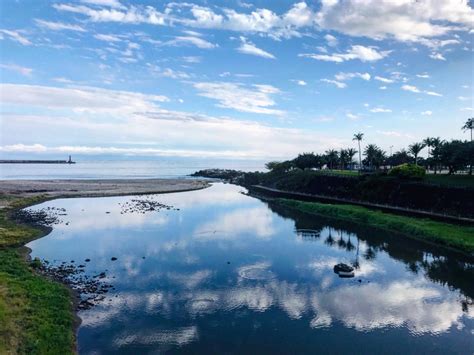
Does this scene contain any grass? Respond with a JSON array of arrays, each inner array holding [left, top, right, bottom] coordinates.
[[278, 198, 474, 254], [424, 174, 474, 188], [0, 195, 75, 354], [315, 169, 359, 177]]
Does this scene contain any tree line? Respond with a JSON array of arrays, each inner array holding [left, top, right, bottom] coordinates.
[[266, 118, 474, 175]]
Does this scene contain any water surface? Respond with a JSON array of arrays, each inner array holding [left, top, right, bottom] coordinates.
[[27, 183, 474, 354]]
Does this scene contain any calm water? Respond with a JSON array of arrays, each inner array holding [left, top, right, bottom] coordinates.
[[0, 159, 265, 180], [26, 183, 473, 354]]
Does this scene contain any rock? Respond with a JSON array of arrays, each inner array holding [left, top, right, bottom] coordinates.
[[111, 257, 117, 261]]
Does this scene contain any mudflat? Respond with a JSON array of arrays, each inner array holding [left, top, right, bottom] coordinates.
[[0, 178, 210, 207]]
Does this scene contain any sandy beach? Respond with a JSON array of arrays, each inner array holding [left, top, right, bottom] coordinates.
[[0, 178, 210, 207]]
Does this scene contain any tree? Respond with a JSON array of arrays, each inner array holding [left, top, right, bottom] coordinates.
[[438, 140, 471, 174], [292, 153, 321, 170], [339, 149, 349, 170], [385, 149, 412, 167], [363, 144, 386, 170], [408, 142, 426, 165], [344, 148, 358, 170], [352, 132, 364, 171], [425, 137, 443, 174], [324, 149, 339, 170], [265, 160, 293, 173], [462, 118, 473, 175]]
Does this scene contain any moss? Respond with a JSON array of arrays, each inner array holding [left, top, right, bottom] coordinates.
[[0, 195, 75, 354], [278, 198, 474, 254]]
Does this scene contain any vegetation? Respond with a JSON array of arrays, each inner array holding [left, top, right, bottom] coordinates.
[[389, 163, 426, 179], [0, 196, 75, 354], [277, 199, 474, 253], [262, 118, 474, 176]]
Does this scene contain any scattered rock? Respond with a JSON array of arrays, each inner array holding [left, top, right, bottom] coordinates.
[[118, 197, 178, 214], [34, 259, 113, 311]]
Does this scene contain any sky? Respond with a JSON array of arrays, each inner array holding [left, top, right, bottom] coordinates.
[[0, 0, 473, 160]]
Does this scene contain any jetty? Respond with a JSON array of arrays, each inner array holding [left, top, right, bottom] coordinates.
[[0, 155, 76, 164]]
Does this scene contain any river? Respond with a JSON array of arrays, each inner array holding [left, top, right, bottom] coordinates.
[[25, 183, 473, 354]]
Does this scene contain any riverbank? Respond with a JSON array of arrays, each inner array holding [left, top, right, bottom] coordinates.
[[192, 169, 474, 219], [0, 178, 210, 353], [277, 199, 474, 254], [0, 178, 210, 208]]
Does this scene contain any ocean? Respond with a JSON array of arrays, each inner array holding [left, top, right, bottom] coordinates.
[[0, 159, 266, 180]]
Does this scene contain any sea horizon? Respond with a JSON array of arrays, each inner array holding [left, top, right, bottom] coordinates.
[[0, 157, 267, 180]]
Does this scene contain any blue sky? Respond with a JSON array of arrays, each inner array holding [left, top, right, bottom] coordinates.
[[0, 0, 473, 160]]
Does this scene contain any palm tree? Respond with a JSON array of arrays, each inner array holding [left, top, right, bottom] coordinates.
[[423, 137, 440, 172], [352, 132, 364, 171], [408, 142, 426, 165], [423, 137, 435, 158], [346, 148, 358, 170], [462, 118, 473, 175], [324, 149, 339, 170], [462, 117, 473, 142], [363, 144, 386, 170]]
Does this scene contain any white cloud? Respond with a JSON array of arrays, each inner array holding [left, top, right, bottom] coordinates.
[[458, 96, 470, 101], [193, 81, 284, 115], [0, 84, 349, 160], [300, 45, 390, 63], [296, 80, 307, 86], [164, 36, 216, 49], [402, 85, 443, 97], [370, 107, 392, 113], [0, 63, 33, 76], [0, 29, 31, 45], [148, 66, 190, 80], [421, 110, 433, 116], [321, 79, 347, 89], [94, 33, 122, 42], [324, 34, 338, 47], [346, 112, 359, 120], [35, 19, 86, 32], [315, 0, 474, 43], [425, 90, 442, 97], [55, 2, 314, 39], [0, 83, 169, 114], [182, 56, 202, 63], [334, 72, 371, 81], [402, 84, 421, 93], [379, 86, 387, 90], [429, 52, 446, 61], [54, 1, 473, 44], [416, 73, 431, 79], [374, 76, 394, 83], [237, 37, 275, 59], [80, 0, 125, 8]]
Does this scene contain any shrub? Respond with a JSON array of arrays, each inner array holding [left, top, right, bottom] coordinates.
[[389, 163, 425, 179]]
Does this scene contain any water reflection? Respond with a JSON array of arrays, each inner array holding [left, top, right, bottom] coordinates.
[[26, 183, 474, 353]]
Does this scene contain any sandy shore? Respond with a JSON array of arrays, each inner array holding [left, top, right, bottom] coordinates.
[[0, 178, 210, 207]]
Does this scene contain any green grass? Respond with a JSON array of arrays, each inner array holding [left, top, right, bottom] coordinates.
[[316, 169, 359, 177], [278, 198, 474, 254], [0, 196, 75, 354], [424, 174, 474, 188]]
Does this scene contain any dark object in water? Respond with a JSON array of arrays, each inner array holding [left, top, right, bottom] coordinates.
[[333, 263, 355, 278], [111, 257, 117, 261]]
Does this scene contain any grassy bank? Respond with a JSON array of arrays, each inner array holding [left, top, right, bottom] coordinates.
[[278, 198, 474, 254], [0, 196, 75, 354]]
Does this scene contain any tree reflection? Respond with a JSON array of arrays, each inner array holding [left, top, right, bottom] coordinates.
[[266, 200, 474, 301]]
